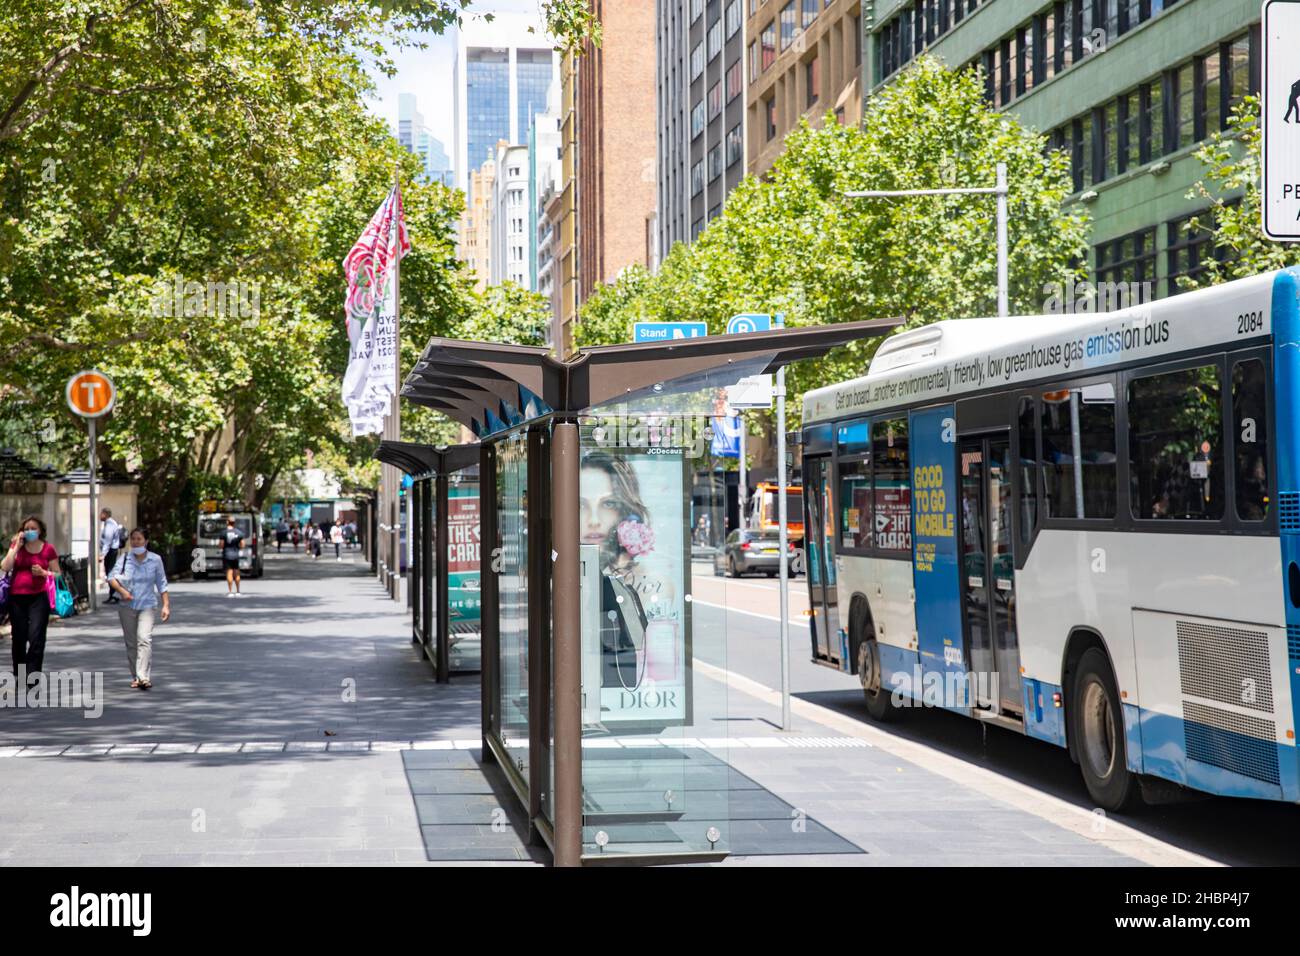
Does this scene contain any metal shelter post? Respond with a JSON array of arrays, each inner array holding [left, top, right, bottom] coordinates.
[[435, 472, 450, 683], [550, 421, 582, 867]]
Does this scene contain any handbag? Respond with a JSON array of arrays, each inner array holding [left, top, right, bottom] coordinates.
[[0, 569, 12, 611], [53, 575, 75, 618]]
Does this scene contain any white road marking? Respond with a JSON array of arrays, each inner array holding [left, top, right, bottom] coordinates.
[[691, 658, 1219, 868]]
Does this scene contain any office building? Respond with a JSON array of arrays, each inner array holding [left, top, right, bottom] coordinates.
[[659, 0, 750, 255], [746, 0, 864, 178], [398, 93, 454, 185], [490, 142, 532, 287], [452, 11, 560, 190], [459, 154, 498, 292], [863, 0, 1261, 300]]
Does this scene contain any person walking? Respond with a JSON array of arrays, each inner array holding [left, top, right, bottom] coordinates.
[[100, 508, 122, 605], [330, 522, 344, 560], [275, 517, 289, 554], [309, 522, 324, 559], [291, 522, 300, 553], [108, 528, 171, 690], [1, 516, 61, 684], [221, 517, 244, 598]]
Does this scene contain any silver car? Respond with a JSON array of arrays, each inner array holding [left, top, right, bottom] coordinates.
[[713, 529, 790, 578]]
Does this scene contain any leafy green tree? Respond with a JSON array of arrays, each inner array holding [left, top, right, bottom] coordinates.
[[1183, 96, 1300, 287], [575, 57, 1088, 426], [0, 0, 590, 537]]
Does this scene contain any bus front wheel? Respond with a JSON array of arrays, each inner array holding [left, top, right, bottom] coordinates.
[[858, 637, 901, 723], [1071, 648, 1139, 812]]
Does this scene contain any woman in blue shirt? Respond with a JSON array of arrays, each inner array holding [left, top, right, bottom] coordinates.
[[108, 527, 171, 690]]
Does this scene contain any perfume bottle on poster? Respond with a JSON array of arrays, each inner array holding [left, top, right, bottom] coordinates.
[[644, 618, 679, 682]]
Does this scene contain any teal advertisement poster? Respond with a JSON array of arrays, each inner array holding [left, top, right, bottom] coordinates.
[[909, 406, 965, 699]]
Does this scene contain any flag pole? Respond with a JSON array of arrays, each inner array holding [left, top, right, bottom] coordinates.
[[386, 164, 402, 601]]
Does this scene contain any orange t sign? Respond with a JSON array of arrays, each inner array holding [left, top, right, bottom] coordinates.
[[65, 370, 116, 418]]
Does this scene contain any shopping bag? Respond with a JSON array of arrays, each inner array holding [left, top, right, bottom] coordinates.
[[53, 575, 75, 618]]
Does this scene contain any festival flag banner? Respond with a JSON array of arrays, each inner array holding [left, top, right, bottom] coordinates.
[[341, 186, 410, 434]]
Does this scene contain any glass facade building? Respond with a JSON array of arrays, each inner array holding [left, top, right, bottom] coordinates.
[[467, 50, 511, 177]]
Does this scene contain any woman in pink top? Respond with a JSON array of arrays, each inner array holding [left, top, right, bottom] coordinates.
[[1, 515, 61, 683]]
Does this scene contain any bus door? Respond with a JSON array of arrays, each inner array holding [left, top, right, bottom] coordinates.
[[803, 455, 840, 664], [958, 433, 1022, 715]]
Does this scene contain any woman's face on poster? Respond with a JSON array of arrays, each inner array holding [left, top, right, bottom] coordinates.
[[580, 467, 624, 544]]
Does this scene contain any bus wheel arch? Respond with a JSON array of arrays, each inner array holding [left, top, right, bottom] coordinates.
[[1061, 627, 1110, 766], [850, 594, 900, 722], [1062, 629, 1139, 811]]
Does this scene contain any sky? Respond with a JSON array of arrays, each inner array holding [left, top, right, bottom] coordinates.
[[364, 0, 543, 154]]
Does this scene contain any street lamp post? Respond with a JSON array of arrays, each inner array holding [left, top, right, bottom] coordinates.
[[844, 162, 1010, 317]]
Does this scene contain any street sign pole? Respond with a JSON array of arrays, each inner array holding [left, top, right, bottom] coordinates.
[[774, 314, 790, 731], [738, 418, 746, 528], [88, 416, 98, 613], [66, 370, 115, 614], [844, 164, 1011, 317]]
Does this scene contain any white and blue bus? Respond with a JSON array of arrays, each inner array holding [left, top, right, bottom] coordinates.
[[800, 267, 1300, 810]]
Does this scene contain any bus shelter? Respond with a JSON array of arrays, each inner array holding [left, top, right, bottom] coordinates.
[[374, 441, 481, 683], [400, 320, 896, 865]]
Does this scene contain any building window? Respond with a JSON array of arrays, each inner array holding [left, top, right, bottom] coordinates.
[[765, 97, 777, 140], [1128, 365, 1224, 521], [691, 100, 706, 138], [726, 123, 743, 166], [709, 144, 723, 181], [692, 217, 704, 239], [726, 60, 744, 101], [709, 203, 722, 221], [1094, 227, 1156, 305], [708, 82, 723, 121], [802, 0, 818, 27], [1167, 211, 1218, 292], [806, 56, 819, 107], [691, 43, 704, 81], [708, 21, 723, 61], [691, 161, 704, 197], [691, 0, 703, 22], [761, 21, 776, 71], [780, 1, 798, 50], [749, 41, 759, 82], [726, 0, 742, 38]]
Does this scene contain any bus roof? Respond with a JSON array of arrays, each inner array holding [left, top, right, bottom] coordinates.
[[803, 268, 1290, 426]]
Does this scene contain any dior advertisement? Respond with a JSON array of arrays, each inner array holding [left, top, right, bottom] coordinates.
[[580, 425, 692, 728]]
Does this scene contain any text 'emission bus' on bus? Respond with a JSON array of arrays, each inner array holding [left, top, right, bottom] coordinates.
[[799, 267, 1300, 811]]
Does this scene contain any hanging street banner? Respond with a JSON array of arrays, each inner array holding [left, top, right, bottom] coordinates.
[[1263, 1, 1300, 240], [342, 186, 411, 435]]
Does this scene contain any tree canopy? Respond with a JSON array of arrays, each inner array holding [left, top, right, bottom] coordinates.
[[0, 0, 565, 539], [575, 57, 1090, 422]]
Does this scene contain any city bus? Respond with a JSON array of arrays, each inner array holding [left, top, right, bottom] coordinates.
[[799, 267, 1300, 811]]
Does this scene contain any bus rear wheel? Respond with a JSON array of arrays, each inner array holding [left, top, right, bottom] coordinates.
[[858, 637, 901, 723], [1071, 648, 1139, 812]]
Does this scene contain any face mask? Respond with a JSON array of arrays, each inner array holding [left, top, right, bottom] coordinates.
[[130, 546, 147, 556], [22, 530, 39, 543]]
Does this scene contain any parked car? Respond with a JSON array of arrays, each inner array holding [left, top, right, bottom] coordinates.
[[712, 528, 797, 578], [194, 509, 264, 579]]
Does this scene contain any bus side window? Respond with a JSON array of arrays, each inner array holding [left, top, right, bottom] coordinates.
[[1232, 358, 1269, 521], [1127, 365, 1223, 521], [872, 418, 911, 553], [1017, 397, 1038, 543]]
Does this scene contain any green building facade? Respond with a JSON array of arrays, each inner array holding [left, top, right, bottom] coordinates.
[[862, 0, 1261, 302]]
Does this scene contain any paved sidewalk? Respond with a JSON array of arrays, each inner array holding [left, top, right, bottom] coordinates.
[[0, 550, 1190, 866]]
